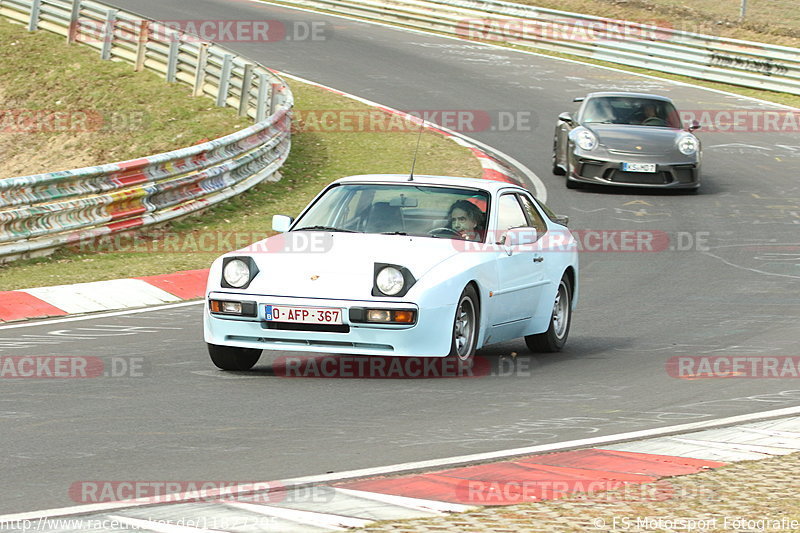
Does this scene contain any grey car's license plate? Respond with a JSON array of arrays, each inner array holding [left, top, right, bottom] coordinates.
[[622, 162, 656, 173]]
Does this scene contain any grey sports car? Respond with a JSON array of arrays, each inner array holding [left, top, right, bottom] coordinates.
[[553, 92, 701, 190]]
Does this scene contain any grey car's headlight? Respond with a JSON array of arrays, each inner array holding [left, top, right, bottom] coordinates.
[[575, 129, 598, 151], [376, 266, 404, 296], [677, 134, 699, 155], [222, 258, 255, 288]]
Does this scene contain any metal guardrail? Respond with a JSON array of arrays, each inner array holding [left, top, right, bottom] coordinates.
[[0, 0, 293, 262], [273, 0, 800, 96]]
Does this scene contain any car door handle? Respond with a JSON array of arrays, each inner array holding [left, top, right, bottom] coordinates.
[[533, 255, 544, 262]]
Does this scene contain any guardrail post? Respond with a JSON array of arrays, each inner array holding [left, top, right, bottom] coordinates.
[[134, 20, 149, 71], [193, 43, 209, 96], [238, 64, 254, 117], [67, 0, 81, 43], [28, 0, 42, 31], [100, 9, 117, 60], [216, 54, 233, 107], [166, 33, 179, 82], [269, 82, 281, 116], [256, 72, 269, 122]]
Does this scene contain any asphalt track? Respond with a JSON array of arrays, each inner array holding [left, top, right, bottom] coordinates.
[[2, 0, 799, 514]]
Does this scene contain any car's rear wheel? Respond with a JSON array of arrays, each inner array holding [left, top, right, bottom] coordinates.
[[525, 277, 572, 353], [447, 285, 479, 366], [208, 343, 262, 370]]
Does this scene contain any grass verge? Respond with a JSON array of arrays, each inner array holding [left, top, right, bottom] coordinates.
[[0, 19, 481, 290], [0, 17, 252, 178]]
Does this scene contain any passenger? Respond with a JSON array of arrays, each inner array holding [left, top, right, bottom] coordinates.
[[585, 98, 615, 123]]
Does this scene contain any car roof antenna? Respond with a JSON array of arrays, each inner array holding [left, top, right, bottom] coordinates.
[[408, 118, 426, 181]]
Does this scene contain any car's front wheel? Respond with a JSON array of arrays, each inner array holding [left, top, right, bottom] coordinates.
[[552, 137, 566, 176], [208, 343, 262, 370], [564, 157, 580, 188], [525, 277, 572, 353], [447, 285, 479, 365]]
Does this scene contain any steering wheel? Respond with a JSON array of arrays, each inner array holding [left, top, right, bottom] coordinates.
[[643, 117, 668, 126], [428, 227, 461, 238]]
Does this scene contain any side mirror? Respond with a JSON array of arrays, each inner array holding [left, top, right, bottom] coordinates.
[[504, 227, 539, 247], [554, 215, 569, 226], [573, 97, 585, 103], [688, 120, 701, 132], [558, 112, 574, 124], [272, 214, 293, 233]]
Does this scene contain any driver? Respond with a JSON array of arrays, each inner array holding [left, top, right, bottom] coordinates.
[[639, 103, 665, 125], [447, 199, 486, 241]]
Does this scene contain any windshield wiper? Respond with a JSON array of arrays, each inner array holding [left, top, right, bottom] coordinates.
[[380, 231, 408, 235], [293, 225, 358, 233]]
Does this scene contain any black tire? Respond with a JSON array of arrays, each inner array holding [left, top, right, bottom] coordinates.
[[525, 276, 572, 353], [208, 343, 262, 370], [447, 285, 479, 365], [564, 158, 580, 188], [552, 138, 566, 175]]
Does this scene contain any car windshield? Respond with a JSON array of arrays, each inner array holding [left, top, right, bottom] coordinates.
[[292, 183, 491, 241], [581, 97, 681, 128]]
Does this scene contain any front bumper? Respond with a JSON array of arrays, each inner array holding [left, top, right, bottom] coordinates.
[[568, 153, 700, 189], [204, 292, 455, 357]]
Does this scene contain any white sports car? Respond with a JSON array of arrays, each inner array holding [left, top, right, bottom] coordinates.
[[204, 174, 579, 370]]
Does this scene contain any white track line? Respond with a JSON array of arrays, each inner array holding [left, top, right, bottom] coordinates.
[[332, 487, 471, 513]]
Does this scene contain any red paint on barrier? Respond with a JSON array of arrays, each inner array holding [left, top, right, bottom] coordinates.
[[108, 206, 147, 220], [112, 172, 149, 187], [106, 218, 145, 232], [0, 291, 68, 322]]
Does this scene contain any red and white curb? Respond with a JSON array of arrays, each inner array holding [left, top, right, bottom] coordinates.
[[3, 415, 799, 532], [0, 269, 209, 323]]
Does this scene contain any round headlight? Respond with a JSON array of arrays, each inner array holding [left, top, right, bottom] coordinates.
[[575, 129, 597, 151], [376, 267, 405, 296], [677, 134, 699, 155], [223, 259, 251, 288]]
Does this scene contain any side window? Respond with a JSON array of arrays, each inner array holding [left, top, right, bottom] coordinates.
[[497, 194, 528, 242], [517, 194, 547, 237]]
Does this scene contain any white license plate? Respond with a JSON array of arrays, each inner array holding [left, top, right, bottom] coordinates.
[[264, 305, 343, 324], [622, 162, 656, 173]]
